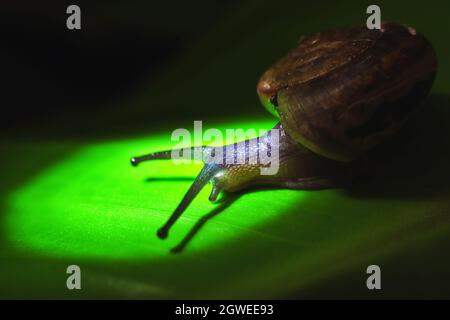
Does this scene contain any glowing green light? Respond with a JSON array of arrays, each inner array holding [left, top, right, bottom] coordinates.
[[7, 118, 309, 260], [5, 117, 450, 298]]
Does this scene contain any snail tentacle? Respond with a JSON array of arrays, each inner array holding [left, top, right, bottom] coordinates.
[[156, 163, 222, 239], [208, 179, 223, 202], [130, 146, 210, 166]]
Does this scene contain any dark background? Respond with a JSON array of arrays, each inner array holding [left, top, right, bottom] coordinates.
[[2, 0, 448, 138], [1, 0, 259, 137]]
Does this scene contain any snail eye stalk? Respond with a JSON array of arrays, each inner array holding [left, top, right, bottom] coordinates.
[[156, 163, 221, 239], [130, 147, 222, 239]]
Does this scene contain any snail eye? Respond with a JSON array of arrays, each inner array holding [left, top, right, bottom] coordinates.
[[270, 94, 278, 107]]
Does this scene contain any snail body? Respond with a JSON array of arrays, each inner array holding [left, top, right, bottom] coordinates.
[[131, 22, 437, 239]]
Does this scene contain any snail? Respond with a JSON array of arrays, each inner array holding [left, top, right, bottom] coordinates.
[[130, 22, 437, 240]]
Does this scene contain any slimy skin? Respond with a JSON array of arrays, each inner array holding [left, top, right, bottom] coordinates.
[[131, 123, 346, 239]]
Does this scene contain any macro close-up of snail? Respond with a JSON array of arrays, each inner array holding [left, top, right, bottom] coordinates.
[[130, 22, 437, 240]]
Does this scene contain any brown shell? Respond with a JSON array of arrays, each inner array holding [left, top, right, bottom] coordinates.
[[257, 22, 437, 161]]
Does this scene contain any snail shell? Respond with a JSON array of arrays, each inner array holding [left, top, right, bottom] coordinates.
[[257, 22, 437, 161]]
